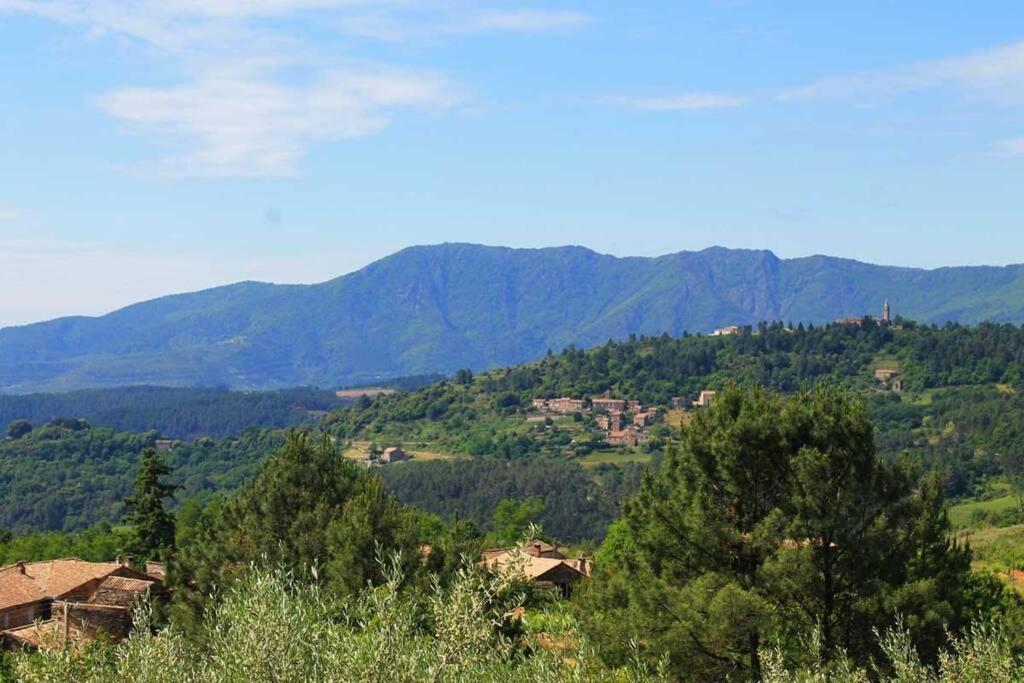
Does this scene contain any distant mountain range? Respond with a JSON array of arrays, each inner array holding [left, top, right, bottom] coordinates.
[[3, 243, 1024, 393]]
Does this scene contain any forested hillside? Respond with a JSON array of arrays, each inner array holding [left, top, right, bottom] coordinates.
[[0, 423, 282, 533], [4, 243, 1024, 392], [0, 386, 346, 440], [3, 320, 1024, 538]]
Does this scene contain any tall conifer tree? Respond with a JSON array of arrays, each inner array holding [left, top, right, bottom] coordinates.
[[123, 447, 178, 564]]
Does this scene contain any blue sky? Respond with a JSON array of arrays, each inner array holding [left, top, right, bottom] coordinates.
[[3, 1, 1024, 326]]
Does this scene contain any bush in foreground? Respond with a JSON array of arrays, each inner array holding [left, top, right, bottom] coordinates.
[[10, 560, 662, 683]]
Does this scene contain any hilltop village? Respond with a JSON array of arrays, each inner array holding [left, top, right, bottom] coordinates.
[[530, 389, 715, 448]]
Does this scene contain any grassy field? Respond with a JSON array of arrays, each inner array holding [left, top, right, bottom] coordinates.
[[342, 440, 468, 463], [955, 524, 1024, 594], [949, 494, 1020, 528], [577, 449, 653, 469]]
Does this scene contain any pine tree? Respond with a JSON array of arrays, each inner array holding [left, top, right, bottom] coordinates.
[[581, 384, 977, 681], [123, 447, 178, 564]]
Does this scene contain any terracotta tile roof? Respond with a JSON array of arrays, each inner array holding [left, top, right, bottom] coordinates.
[[480, 550, 585, 582], [1, 619, 80, 651], [0, 559, 124, 611], [86, 576, 156, 608]]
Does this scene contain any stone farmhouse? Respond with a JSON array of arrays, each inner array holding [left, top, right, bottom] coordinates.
[[480, 541, 591, 597], [380, 446, 407, 464], [607, 427, 645, 448], [0, 558, 164, 652]]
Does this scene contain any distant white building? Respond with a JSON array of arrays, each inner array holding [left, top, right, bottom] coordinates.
[[711, 325, 740, 336], [695, 390, 717, 408]]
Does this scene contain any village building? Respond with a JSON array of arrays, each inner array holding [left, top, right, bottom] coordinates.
[[607, 427, 644, 448], [547, 398, 587, 414], [626, 400, 642, 413], [531, 399, 549, 411], [379, 446, 406, 464], [0, 558, 162, 652], [479, 542, 590, 597], [601, 411, 625, 431], [874, 367, 902, 393], [144, 561, 166, 582], [838, 301, 894, 328], [633, 411, 653, 428], [874, 368, 899, 382], [154, 439, 175, 452], [591, 398, 626, 413], [695, 390, 717, 408], [711, 325, 740, 336], [670, 396, 691, 410]]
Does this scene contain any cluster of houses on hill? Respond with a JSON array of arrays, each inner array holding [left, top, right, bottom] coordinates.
[[479, 540, 591, 597], [531, 390, 717, 448], [0, 558, 165, 652]]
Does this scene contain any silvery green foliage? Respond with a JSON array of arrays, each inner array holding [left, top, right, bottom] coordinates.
[[760, 621, 1022, 683], [10, 558, 663, 683]]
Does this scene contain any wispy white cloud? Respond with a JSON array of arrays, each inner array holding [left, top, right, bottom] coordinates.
[[993, 137, 1024, 157], [336, 7, 589, 41], [97, 65, 459, 177], [0, 0, 588, 176], [599, 92, 748, 111], [778, 40, 1024, 104], [0, 206, 20, 221]]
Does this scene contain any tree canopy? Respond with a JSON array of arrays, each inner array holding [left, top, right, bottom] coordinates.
[[581, 384, 982, 680]]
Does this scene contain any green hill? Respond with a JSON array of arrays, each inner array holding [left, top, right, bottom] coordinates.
[[3, 244, 1024, 392], [4, 320, 1024, 539]]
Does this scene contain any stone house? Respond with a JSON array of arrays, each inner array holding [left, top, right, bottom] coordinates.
[[0, 558, 162, 652], [548, 398, 587, 414], [380, 447, 407, 464], [607, 428, 644, 448], [480, 542, 590, 597], [591, 398, 626, 413]]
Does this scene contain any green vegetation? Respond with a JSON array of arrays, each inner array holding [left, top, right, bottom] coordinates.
[[6, 321, 1024, 541], [122, 448, 178, 564], [0, 523, 130, 565], [379, 459, 644, 543], [579, 385, 995, 680], [950, 492, 1022, 529], [0, 386, 348, 440], [169, 433, 429, 628], [6, 384, 1024, 681], [10, 563, 657, 682], [0, 423, 283, 533]]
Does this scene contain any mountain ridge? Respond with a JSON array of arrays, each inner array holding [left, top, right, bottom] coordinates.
[[4, 243, 1024, 393]]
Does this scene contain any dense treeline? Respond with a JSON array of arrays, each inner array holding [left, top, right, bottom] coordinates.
[[0, 386, 346, 440], [380, 459, 648, 544], [0, 422, 283, 533], [868, 386, 1024, 497]]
